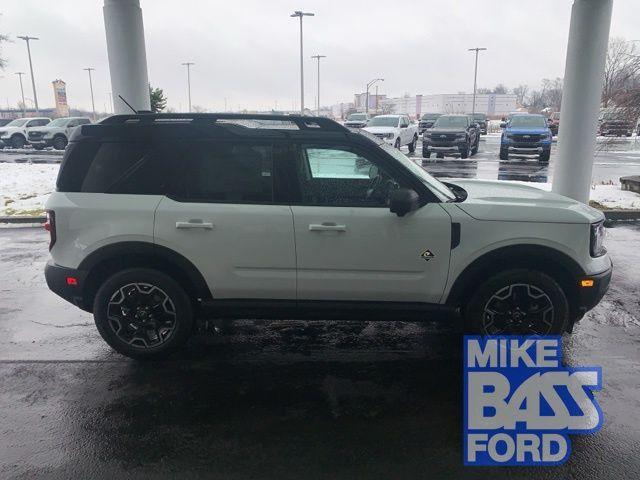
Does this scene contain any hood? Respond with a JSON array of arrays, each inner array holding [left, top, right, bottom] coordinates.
[[0, 126, 22, 133], [506, 127, 550, 135], [449, 179, 603, 224], [345, 120, 366, 126], [27, 126, 53, 133], [363, 126, 396, 134]]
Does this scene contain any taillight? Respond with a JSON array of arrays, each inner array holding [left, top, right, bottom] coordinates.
[[44, 210, 56, 250]]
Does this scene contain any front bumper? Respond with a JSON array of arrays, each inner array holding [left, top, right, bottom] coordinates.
[[423, 139, 466, 153], [45, 261, 89, 310], [575, 260, 613, 318]]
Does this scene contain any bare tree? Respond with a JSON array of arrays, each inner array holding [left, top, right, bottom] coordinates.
[[512, 85, 529, 107], [493, 83, 508, 95], [0, 32, 9, 70], [602, 38, 640, 108]]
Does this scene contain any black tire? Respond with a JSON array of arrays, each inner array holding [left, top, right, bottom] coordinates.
[[93, 268, 194, 359], [459, 142, 469, 159], [539, 150, 550, 163], [499, 147, 509, 160], [422, 148, 431, 159], [33, 144, 45, 151], [52, 135, 68, 150], [10, 135, 25, 149], [394, 137, 401, 149], [464, 269, 569, 335], [408, 134, 417, 153], [471, 137, 479, 156]]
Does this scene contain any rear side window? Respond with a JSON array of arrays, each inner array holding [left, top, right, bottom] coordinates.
[[174, 142, 274, 204], [80, 143, 149, 192]]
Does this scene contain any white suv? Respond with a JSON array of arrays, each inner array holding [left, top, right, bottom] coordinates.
[[363, 114, 418, 152], [44, 114, 612, 359], [0, 117, 51, 149]]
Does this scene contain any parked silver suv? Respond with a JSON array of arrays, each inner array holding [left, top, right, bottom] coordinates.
[[27, 117, 92, 150]]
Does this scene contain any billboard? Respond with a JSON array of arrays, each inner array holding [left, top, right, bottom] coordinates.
[[52, 79, 69, 117]]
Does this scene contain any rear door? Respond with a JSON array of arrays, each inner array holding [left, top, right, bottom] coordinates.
[[154, 141, 296, 300], [290, 144, 452, 303]]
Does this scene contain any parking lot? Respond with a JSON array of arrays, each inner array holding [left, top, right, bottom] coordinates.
[[1, 224, 639, 479]]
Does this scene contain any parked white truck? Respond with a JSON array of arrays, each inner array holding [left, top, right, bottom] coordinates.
[[363, 114, 419, 152]]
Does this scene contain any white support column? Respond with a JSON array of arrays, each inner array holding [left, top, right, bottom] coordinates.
[[552, 0, 613, 204], [103, 0, 151, 113]]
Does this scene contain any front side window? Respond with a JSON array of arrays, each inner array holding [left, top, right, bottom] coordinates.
[[296, 147, 400, 207], [27, 119, 50, 127]]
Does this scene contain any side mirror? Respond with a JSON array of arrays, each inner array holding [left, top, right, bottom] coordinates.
[[390, 188, 420, 217], [500, 122, 507, 128]]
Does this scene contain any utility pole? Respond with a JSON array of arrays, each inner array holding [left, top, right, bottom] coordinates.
[[84, 68, 96, 121], [15, 72, 26, 116], [107, 92, 113, 113], [290, 11, 314, 115], [468, 47, 487, 116], [365, 78, 384, 115], [181, 62, 194, 112], [311, 54, 326, 116], [375, 84, 379, 113], [17, 36, 40, 112]]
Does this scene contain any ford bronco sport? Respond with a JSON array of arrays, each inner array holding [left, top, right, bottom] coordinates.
[[45, 114, 612, 359]]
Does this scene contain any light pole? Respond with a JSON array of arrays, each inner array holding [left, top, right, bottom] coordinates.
[[17, 36, 40, 113], [365, 78, 384, 115], [182, 62, 194, 112], [290, 11, 314, 115], [468, 47, 487, 116], [311, 54, 326, 116], [84, 68, 96, 121], [15, 72, 26, 116]]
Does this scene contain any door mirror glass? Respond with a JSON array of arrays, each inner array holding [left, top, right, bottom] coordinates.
[[389, 188, 420, 217]]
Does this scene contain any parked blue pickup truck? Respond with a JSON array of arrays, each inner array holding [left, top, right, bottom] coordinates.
[[499, 114, 552, 163]]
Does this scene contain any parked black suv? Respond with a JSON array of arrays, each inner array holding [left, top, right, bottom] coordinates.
[[418, 113, 441, 134], [469, 113, 488, 135], [422, 114, 480, 159]]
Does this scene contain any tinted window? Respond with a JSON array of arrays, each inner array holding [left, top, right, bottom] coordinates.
[[27, 119, 50, 127], [176, 142, 274, 203], [296, 147, 400, 207], [434, 116, 468, 128], [80, 143, 150, 192], [509, 115, 547, 128], [367, 117, 399, 127]]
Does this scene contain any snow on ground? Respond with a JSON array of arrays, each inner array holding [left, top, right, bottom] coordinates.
[[1, 161, 639, 217], [0, 163, 59, 216]]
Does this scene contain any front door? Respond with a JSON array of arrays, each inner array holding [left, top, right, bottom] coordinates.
[[290, 145, 452, 303]]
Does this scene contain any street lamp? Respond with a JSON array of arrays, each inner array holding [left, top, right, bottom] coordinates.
[[290, 11, 314, 115], [468, 47, 487, 116], [17, 36, 40, 113], [84, 68, 96, 121], [365, 78, 384, 115], [311, 54, 326, 116], [15, 72, 26, 116], [181, 62, 195, 113]]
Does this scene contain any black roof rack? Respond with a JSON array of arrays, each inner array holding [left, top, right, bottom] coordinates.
[[99, 113, 348, 132]]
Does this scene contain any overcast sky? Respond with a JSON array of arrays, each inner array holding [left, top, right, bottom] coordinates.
[[0, 0, 639, 113]]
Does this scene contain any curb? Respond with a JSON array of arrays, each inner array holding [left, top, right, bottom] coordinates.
[[0, 148, 63, 156], [0, 216, 46, 224]]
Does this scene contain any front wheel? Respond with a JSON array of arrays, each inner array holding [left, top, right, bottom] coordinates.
[[394, 137, 401, 149], [464, 269, 569, 335], [10, 135, 25, 149], [422, 148, 431, 159], [499, 147, 509, 160], [539, 150, 550, 163], [93, 268, 194, 359], [53, 136, 68, 150], [459, 142, 470, 159]]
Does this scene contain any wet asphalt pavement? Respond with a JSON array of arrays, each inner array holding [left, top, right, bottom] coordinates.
[[1, 225, 639, 479]]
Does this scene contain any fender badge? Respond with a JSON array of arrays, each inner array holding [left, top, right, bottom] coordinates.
[[421, 249, 435, 261]]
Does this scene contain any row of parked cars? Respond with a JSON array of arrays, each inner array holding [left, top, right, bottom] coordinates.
[[0, 116, 91, 150]]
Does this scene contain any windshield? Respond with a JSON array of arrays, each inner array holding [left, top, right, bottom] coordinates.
[[434, 116, 468, 128], [347, 114, 366, 121], [367, 116, 399, 127], [48, 118, 70, 127], [5, 118, 28, 127], [509, 115, 547, 128], [421, 114, 440, 121], [472, 114, 486, 121]]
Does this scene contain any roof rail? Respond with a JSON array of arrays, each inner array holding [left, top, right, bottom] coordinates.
[[99, 113, 348, 132]]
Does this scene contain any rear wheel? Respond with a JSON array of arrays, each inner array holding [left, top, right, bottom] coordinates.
[[408, 134, 417, 153], [464, 269, 569, 335], [93, 268, 194, 359]]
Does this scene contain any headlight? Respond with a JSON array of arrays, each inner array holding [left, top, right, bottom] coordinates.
[[424, 132, 432, 138], [590, 221, 607, 257]]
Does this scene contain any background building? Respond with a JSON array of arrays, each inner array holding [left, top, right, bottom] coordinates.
[[380, 93, 518, 118]]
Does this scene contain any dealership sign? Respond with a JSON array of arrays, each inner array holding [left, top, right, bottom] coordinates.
[[463, 336, 602, 466]]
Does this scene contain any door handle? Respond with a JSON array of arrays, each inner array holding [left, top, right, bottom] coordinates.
[[176, 220, 214, 230], [309, 222, 347, 232]]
